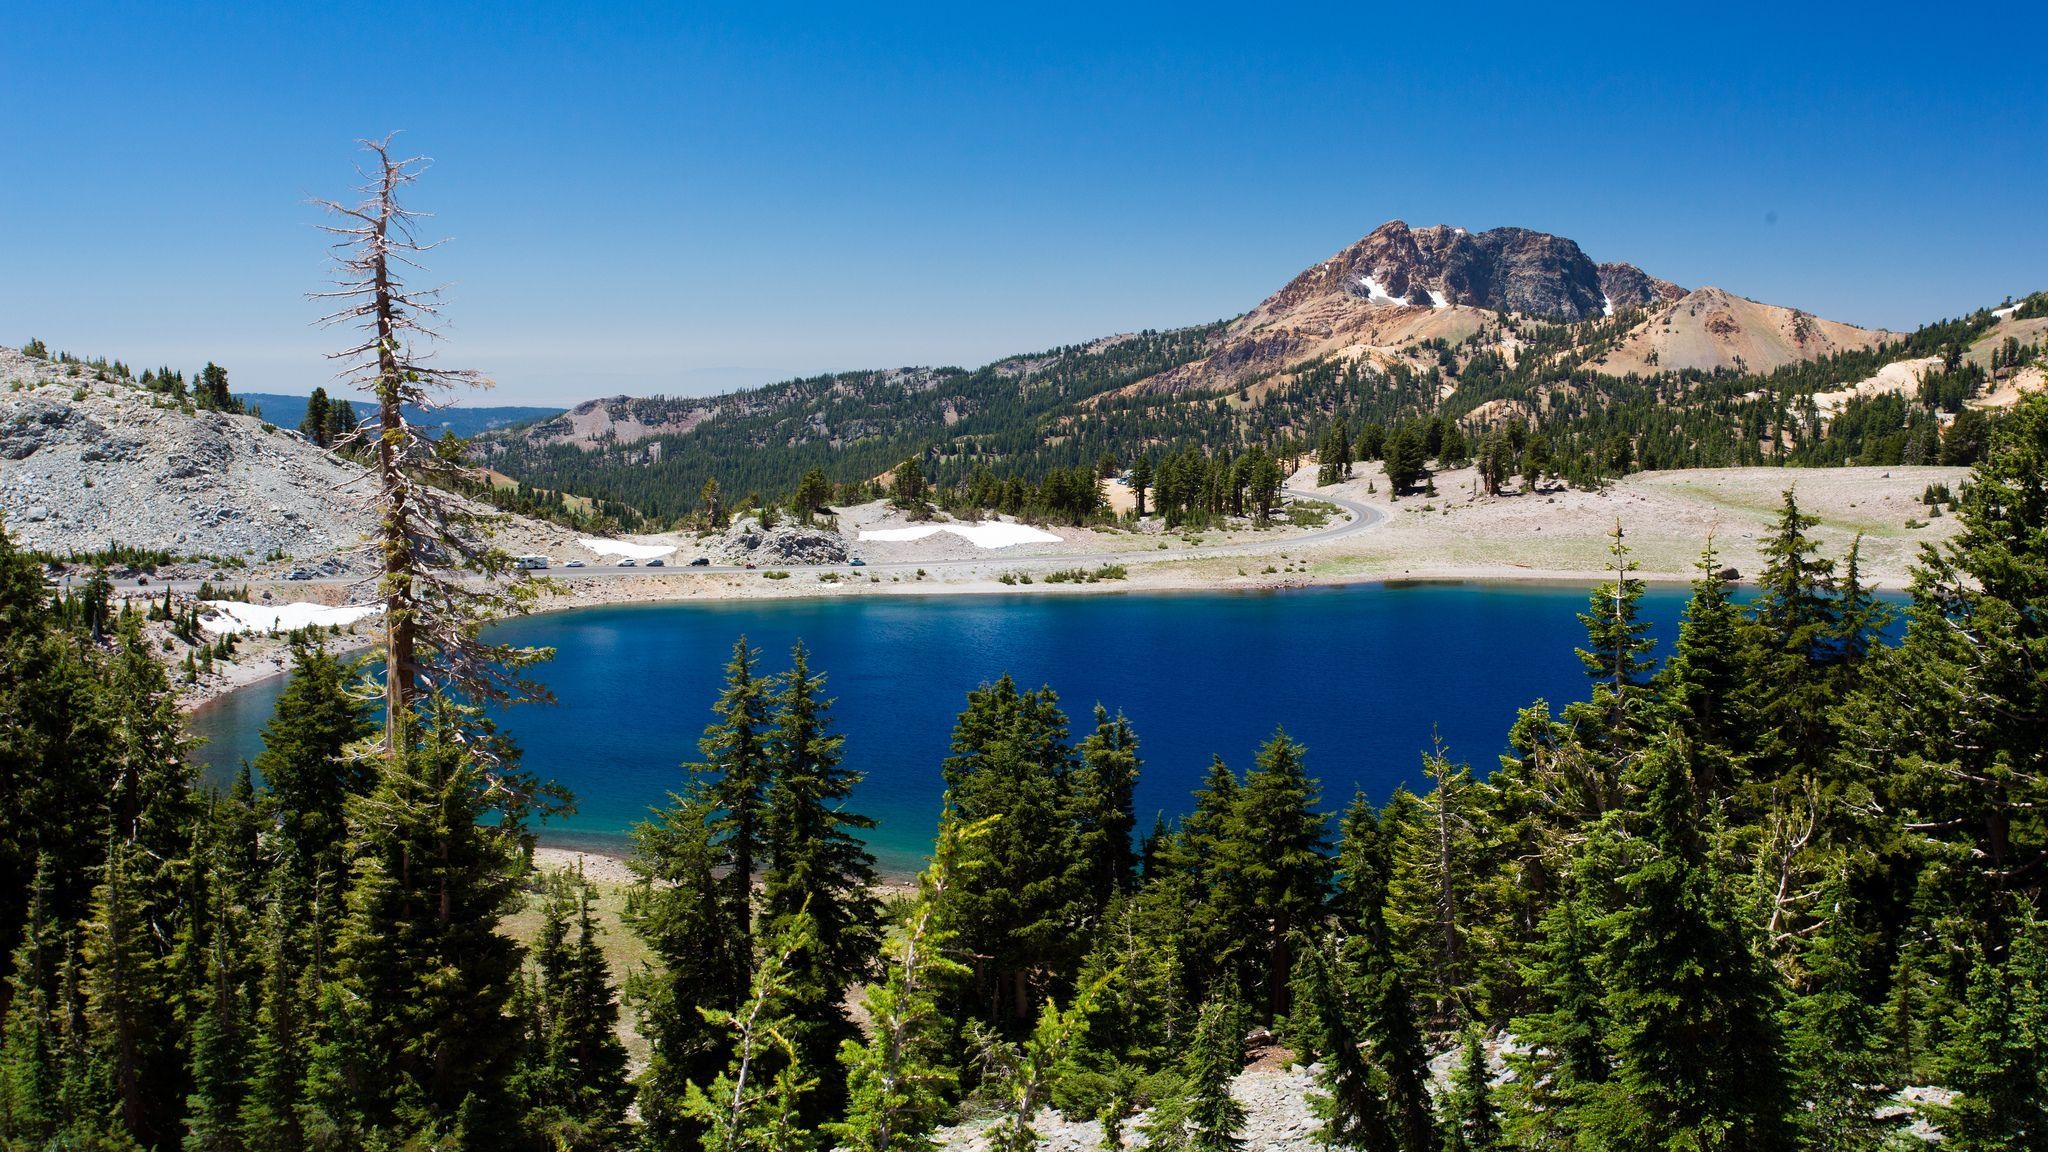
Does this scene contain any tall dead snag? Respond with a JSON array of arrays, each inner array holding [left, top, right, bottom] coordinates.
[[311, 135, 551, 757]]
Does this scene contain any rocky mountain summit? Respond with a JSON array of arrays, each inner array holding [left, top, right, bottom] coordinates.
[[1256, 220, 1683, 324]]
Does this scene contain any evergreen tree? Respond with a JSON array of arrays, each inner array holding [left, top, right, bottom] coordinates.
[[79, 835, 177, 1149], [761, 642, 880, 1117], [300, 706, 529, 1149], [182, 887, 251, 1152], [1504, 877, 1606, 1147], [693, 637, 775, 947], [1216, 729, 1329, 1019], [1142, 996, 1245, 1152], [301, 387, 333, 447], [684, 910, 823, 1152], [1130, 455, 1153, 518], [1444, 1026, 1501, 1152], [1068, 707, 1141, 917], [1385, 744, 1480, 1025], [831, 817, 986, 1152], [1586, 734, 1792, 1152], [1747, 489, 1840, 776], [253, 640, 374, 918], [1843, 391, 2048, 920], [1784, 872, 1902, 1152], [1653, 538, 1752, 772], [937, 676, 1083, 1022], [628, 795, 750, 1150], [1291, 934, 1394, 1151], [1939, 908, 2048, 1152], [0, 858, 63, 1146], [237, 872, 309, 1152], [1573, 523, 1655, 741], [515, 868, 631, 1150]]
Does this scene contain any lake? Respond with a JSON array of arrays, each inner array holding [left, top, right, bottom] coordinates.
[[188, 583, 1832, 875]]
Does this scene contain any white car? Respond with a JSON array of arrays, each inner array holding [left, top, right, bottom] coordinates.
[[564, 559, 586, 568]]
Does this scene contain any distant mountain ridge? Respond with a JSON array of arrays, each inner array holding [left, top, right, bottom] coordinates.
[[476, 221, 2035, 524]]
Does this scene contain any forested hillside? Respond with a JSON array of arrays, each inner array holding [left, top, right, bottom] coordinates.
[[484, 285, 2046, 529], [4, 386, 2045, 1152]]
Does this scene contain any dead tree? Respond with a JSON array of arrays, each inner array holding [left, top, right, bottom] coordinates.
[[311, 135, 551, 757]]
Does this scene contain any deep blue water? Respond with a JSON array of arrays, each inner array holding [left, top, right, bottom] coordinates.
[[189, 584, 1870, 875]]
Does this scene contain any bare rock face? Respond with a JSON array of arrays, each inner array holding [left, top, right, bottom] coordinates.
[[0, 345, 586, 569], [1264, 221, 1685, 323], [1597, 261, 1688, 313], [709, 515, 850, 565]]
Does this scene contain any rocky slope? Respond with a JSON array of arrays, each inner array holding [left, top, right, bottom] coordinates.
[[1590, 286, 1894, 376], [0, 346, 582, 568]]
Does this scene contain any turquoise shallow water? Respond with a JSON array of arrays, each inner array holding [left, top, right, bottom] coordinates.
[[189, 584, 1872, 875]]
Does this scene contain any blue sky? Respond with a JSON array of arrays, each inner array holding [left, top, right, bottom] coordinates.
[[4, 2, 2043, 406]]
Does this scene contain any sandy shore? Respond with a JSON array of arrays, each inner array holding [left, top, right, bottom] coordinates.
[[163, 462, 1963, 714]]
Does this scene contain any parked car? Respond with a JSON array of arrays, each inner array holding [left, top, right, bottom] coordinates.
[[849, 558, 866, 567], [619, 558, 636, 567], [689, 557, 710, 567], [563, 559, 586, 568], [743, 562, 756, 569], [646, 558, 665, 567], [286, 569, 313, 581]]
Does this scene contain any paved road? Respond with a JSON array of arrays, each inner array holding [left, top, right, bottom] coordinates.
[[106, 486, 1383, 594]]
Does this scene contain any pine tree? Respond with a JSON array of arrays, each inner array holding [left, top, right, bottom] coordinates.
[[182, 886, 251, 1152], [236, 871, 309, 1152], [254, 640, 374, 915], [694, 637, 776, 948], [831, 817, 987, 1152], [1842, 391, 2048, 928], [0, 858, 63, 1145], [1385, 743, 1480, 1025], [301, 387, 333, 447], [1747, 489, 1840, 777], [937, 676, 1083, 1021], [685, 910, 824, 1152], [1939, 912, 2048, 1152], [300, 705, 529, 1148], [1068, 706, 1141, 918], [1143, 996, 1245, 1152], [1653, 538, 1753, 776], [1215, 729, 1329, 1020], [762, 642, 880, 1116], [1444, 1026, 1501, 1152], [628, 795, 750, 1150], [1784, 872, 1902, 1152], [983, 978, 1105, 1152], [1587, 733, 1792, 1152], [515, 868, 631, 1150], [1291, 934, 1394, 1151], [79, 835, 176, 1149], [1573, 523, 1654, 741], [1504, 877, 1606, 1147]]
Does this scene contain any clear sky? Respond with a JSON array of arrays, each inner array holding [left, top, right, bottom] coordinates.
[[4, 2, 2043, 406]]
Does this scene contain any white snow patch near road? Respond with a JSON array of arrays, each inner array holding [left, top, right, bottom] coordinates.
[[200, 600, 382, 635], [1428, 289, 1451, 309], [579, 537, 677, 559], [859, 522, 1061, 548]]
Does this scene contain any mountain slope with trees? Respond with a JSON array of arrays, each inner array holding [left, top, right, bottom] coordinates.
[[480, 223, 2044, 528]]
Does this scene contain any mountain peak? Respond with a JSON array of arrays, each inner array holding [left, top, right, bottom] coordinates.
[[1269, 221, 1682, 324]]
